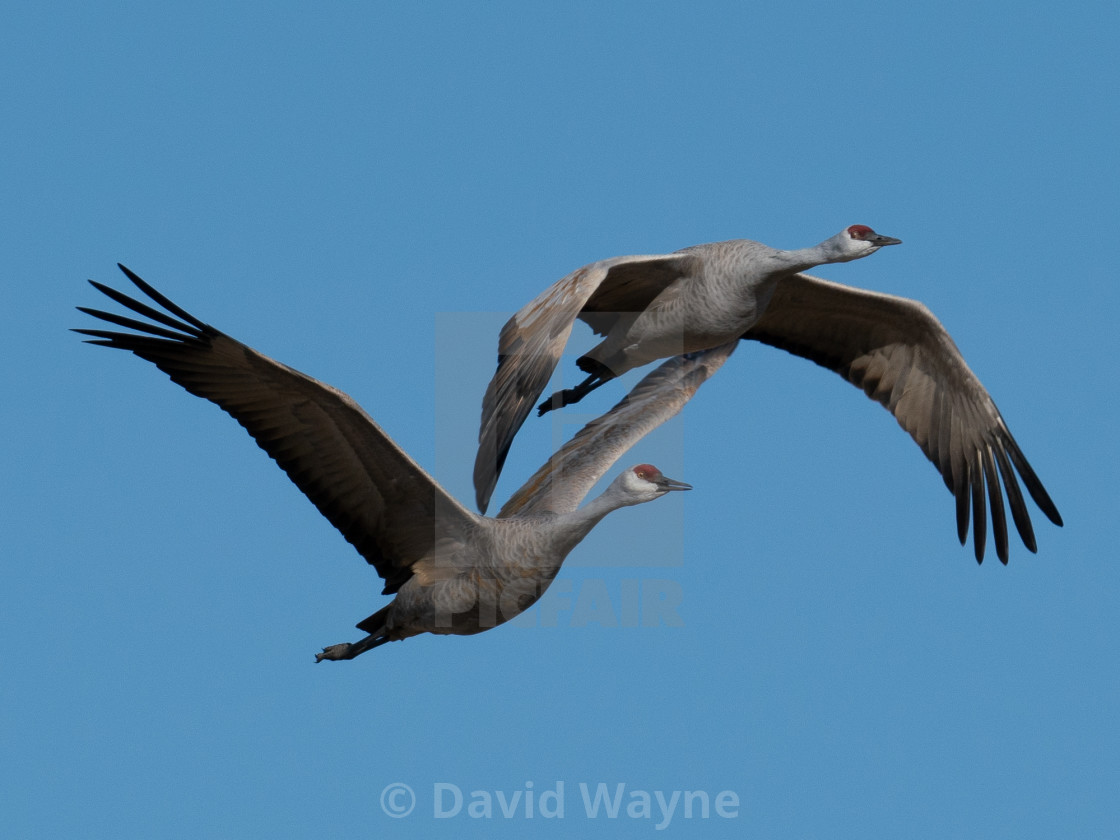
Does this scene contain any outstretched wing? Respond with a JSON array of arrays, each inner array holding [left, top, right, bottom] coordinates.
[[744, 272, 1062, 563], [475, 251, 698, 513], [76, 265, 477, 594], [497, 342, 737, 518]]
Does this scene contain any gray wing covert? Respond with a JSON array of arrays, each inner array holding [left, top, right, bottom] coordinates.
[[474, 252, 697, 513], [498, 342, 737, 518]]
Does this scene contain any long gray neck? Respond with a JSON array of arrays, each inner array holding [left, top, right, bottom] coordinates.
[[546, 483, 635, 556], [767, 240, 838, 274]]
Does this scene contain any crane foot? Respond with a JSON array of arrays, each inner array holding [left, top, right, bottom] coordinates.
[[537, 389, 579, 415], [315, 643, 354, 662]]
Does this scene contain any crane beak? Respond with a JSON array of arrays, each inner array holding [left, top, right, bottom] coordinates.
[[869, 233, 902, 246], [655, 476, 692, 492]]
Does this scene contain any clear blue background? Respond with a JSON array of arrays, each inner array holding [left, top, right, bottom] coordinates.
[[4, 2, 1116, 837]]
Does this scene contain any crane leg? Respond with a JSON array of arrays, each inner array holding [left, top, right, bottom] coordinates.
[[315, 632, 389, 662], [537, 373, 607, 415]]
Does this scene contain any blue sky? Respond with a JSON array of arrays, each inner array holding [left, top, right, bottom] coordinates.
[[4, 2, 1117, 837]]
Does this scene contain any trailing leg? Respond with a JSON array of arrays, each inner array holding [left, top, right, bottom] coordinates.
[[315, 632, 390, 662], [537, 373, 608, 415]]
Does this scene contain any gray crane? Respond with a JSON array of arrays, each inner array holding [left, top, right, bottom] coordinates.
[[76, 266, 732, 662], [475, 226, 1062, 563]]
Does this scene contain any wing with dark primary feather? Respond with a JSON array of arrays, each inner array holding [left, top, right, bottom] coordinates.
[[475, 251, 698, 514], [498, 342, 737, 518], [76, 264, 477, 594], [743, 272, 1062, 563]]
